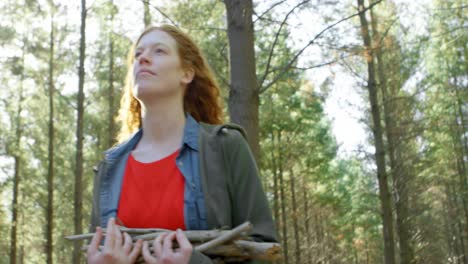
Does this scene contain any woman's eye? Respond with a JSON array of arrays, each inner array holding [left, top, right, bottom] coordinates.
[[155, 48, 165, 54], [134, 52, 141, 58]]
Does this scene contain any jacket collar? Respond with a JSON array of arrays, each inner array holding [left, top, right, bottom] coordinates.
[[181, 113, 200, 151], [104, 113, 199, 161]]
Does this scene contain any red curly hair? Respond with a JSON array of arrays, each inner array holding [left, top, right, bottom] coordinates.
[[116, 25, 224, 142]]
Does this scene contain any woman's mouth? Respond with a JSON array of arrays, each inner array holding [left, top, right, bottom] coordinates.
[[137, 69, 156, 76]]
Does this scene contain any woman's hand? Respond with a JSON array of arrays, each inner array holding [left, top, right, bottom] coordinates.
[[87, 218, 143, 264], [142, 229, 193, 264]]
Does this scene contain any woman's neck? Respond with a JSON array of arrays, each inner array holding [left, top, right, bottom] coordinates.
[[139, 96, 185, 146]]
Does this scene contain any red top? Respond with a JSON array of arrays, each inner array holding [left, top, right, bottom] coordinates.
[[116, 149, 186, 230]]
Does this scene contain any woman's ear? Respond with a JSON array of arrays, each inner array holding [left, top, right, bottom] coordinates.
[[181, 67, 195, 85]]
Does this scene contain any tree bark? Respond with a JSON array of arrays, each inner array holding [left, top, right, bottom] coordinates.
[[453, 115, 468, 259], [443, 200, 456, 263], [108, 0, 116, 148], [269, 129, 280, 264], [223, 0, 261, 162], [9, 40, 26, 264], [370, 7, 414, 264], [73, 0, 86, 263], [357, 0, 395, 263], [45, 9, 55, 264], [143, 0, 151, 28], [314, 212, 324, 263], [302, 170, 311, 264], [452, 76, 468, 243], [270, 131, 280, 236], [277, 131, 288, 264], [289, 169, 300, 264], [446, 183, 468, 264]]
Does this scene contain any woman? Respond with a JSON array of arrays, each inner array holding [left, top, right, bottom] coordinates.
[[87, 25, 277, 264]]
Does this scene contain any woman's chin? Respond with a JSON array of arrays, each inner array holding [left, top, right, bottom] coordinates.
[[133, 85, 178, 100]]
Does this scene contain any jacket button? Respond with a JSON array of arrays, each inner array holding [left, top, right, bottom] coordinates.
[[178, 161, 183, 166], [191, 183, 196, 190]]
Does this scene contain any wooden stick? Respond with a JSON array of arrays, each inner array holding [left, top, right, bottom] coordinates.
[[65, 227, 171, 241], [81, 239, 281, 261], [66, 223, 251, 243], [132, 229, 250, 242], [66, 228, 247, 243], [65, 233, 96, 241], [205, 240, 282, 260], [195, 222, 252, 252], [72, 222, 282, 262]]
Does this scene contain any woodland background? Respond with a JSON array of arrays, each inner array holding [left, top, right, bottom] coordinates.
[[0, 0, 466, 263]]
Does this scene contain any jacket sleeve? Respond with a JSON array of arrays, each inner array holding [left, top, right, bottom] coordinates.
[[89, 160, 104, 233], [221, 128, 279, 243], [188, 250, 215, 264], [191, 128, 278, 264]]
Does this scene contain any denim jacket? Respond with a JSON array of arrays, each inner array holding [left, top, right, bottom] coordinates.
[[92, 113, 208, 230]]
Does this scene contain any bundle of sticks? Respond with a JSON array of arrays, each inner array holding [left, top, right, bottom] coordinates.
[[65, 221, 281, 263]]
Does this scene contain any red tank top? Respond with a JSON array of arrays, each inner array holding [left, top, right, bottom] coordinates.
[[116, 149, 186, 230]]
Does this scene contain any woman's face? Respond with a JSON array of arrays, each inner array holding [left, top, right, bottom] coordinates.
[[132, 30, 193, 101]]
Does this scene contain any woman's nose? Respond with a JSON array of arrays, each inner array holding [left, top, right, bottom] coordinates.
[[138, 50, 151, 65]]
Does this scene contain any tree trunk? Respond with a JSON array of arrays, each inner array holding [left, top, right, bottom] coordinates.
[[454, 0, 468, 160], [443, 200, 456, 262], [452, 77, 468, 242], [357, 0, 395, 263], [453, 117, 468, 257], [277, 131, 288, 264], [453, 3, 468, 253], [9, 37, 26, 264], [314, 212, 323, 263], [446, 183, 468, 264], [19, 246, 24, 264], [289, 169, 300, 264], [353, 224, 359, 264], [302, 170, 311, 264], [45, 10, 55, 264], [370, 7, 414, 264], [270, 132, 280, 237], [108, 0, 116, 148], [73, 0, 86, 263], [10, 155, 20, 264], [268, 96, 280, 264], [223, 0, 261, 162], [143, 0, 151, 28]]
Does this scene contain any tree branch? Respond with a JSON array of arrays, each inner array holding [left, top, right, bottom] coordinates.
[[253, 0, 287, 24], [258, 0, 311, 91], [140, 0, 178, 27], [259, 0, 383, 94]]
